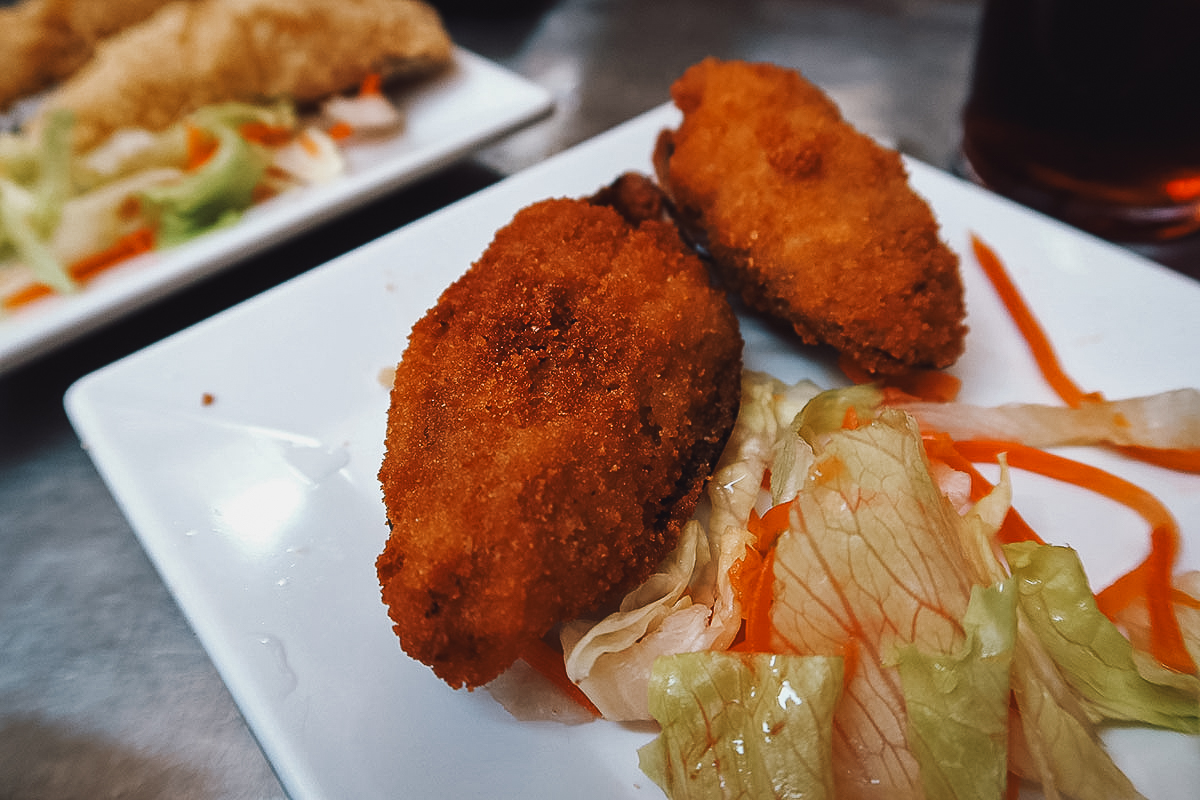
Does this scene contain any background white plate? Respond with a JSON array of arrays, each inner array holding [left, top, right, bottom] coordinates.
[[66, 104, 1200, 799], [0, 48, 552, 374]]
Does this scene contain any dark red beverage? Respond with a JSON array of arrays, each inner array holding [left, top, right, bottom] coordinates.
[[961, 0, 1200, 242]]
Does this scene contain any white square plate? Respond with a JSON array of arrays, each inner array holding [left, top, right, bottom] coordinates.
[[1, 48, 552, 374], [66, 104, 1200, 799]]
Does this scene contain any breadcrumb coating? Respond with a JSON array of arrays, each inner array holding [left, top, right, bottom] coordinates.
[[654, 58, 967, 376], [377, 183, 743, 689]]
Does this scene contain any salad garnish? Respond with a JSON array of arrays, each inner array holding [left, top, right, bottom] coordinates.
[[501, 239, 1200, 799], [0, 73, 401, 313]]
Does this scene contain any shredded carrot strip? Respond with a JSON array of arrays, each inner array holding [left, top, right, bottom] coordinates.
[[358, 72, 383, 96], [1005, 773, 1021, 800], [298, 131, 321, 157], [922, 433, 1043, 545], [740, 548, 777, 652], [239, 121, 294, 147], [972, 234, 1200, 473], [70, 227, 156, 282], [2, 227, 157, 310], [729, 544, 764, 628], [842, 405, 860, 430], [2, 283, 52, 310], [970, 235, 1096, 408], [748, 500, 793, 552], [952, 438, 1196, 674], [1174, 588, 1200, 610], [185, 124, 219, 171], [519, 638, 601, 718], [1112, 445, 1200, 474], [327, 121, 355, 142]]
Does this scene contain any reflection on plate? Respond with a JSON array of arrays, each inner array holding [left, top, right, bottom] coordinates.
[[65, 104, 1200, 799], [0, 48, 552, 374]]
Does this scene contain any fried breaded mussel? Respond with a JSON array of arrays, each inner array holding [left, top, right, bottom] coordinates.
[[377, 181, 743, 689], [655, 58, 967, 376]]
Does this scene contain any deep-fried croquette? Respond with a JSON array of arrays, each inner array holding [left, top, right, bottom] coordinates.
[[36, 0, 453, 152], [0, 0, 176, 110], [377, 184, 743, 690], [654, 58, 967, 376]]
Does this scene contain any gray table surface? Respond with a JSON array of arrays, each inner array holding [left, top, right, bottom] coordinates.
[[2, 2, 1196, 798]]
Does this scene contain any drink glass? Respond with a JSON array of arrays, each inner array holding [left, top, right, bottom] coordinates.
[[960, 0, 1200, 243]]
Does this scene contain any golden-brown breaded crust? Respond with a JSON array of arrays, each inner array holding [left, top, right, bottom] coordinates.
[[37, 0, 454, 151], [0, 0, 176, 110], [655, 58, 967, 376], [377, 191, 743, 689]]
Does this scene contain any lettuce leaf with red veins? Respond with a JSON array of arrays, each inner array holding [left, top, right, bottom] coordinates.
[[895, 580, 1016, 800], [769, 407, 988, 799], [1004, 542, 1200, 733], [639, 651, 843, 800]]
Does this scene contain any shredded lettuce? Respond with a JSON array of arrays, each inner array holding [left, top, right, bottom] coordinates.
[[561, 520, 716, 720], [639, 651, 843, 800], [138, 120, 268, 247], [0, 178, 74, 293], [75, 127, 188, 189], [270, 128, 345, 186], [896, 391, 1200, 451], [793, 382, 884, 439], [1, 96, 342, 306], [28, 109, 74, 235], [1008, 617, 1146, 800], [560, 373, 820, 721], [895, 580, 1016, 800], [1005, 542, 1200, 733], [49, 168, 181, 265], [0, 109, 77, 293]]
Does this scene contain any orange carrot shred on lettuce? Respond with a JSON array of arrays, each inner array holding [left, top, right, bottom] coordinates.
[[731, 501, 793, 638], [327, 121, 355, 142], [298, 131, 322, 157], [519, 638, 601, 718], [748, 501, 793, 552], [739, 548, 778, 653], [238, 120, 294, 147], [70, 227, 156, 282], [2, 227, 157, 310], [2, 283, 52, 310], [971, 234, 1200, 473], [185, 124, 219, 171], [922, 433, 1044, 545], [950, 437, 1196, 674]]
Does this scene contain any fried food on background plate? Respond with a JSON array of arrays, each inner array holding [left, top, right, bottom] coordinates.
[[0, 0, 177, 111], [377, 175, 743, 690], [35, 0, 454, 152], [654, 58, 967, 376]]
